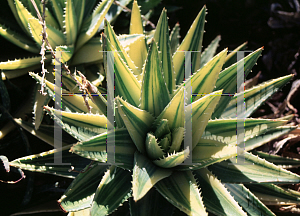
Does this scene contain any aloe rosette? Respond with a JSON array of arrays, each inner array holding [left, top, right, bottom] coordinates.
[[7, 2, 300, 216]]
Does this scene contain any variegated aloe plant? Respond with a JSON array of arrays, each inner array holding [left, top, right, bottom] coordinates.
[[6, 2, 300, 216], [0, 0, 147, 133]]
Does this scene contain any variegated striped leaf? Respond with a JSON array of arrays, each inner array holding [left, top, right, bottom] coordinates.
[[128, 1, 147, 73], [154, 9, 175, 94], [202, 118, 287, 146], [140, 39, 171, 116], [64, 0, 77, 45], [174, 49, 227, 101], [74, 0, 85, 30], [28, 17, 65, 48], [104, 19, 140, 78], [14, 0, 35, 36], [194, 168, 247, 216], [222, 42, 247, 69], [76, 0, 113, 49], [154, 88, 184, 130], [30, 72, 100, 114], [145, 133, 164, 160], [245, 184, 300, 205], [0, 24, 39, 53], [50, 0, 64, 29], [209, 152, 300, 183], [91, 166, 132, 216], [169, 23, 180, 55], [188, 90, 223, 149], [0, 54, 51, 70], [252, 150, 300, 168], [212, 48, 263, 118], [132, 151, 172, 201], [153, 147, 189, 168], [59, 163, 108, 212], [130, 0, 143, 34], [115, 96, 154, 153], [10, 145, 90, 179], [14, 118, 71, 147], [200, 35, 221, 68], [71, 37, 102, 65], [103, 34, 141, 107], [225, 184, 276, 216], [44, 106, 107, 141], [70, 128, 136, 170], [154, 119, 171, 140], [55, 45, 74, 63], [173, 6, 206, 85], [168, 127, 184, 153], [221, 74, 293, 118], [155, 170, 207, 216]]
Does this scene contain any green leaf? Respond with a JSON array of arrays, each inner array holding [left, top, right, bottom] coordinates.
[[155, 171, 207, 216], [116, 96, 155, 154], [153, 147, 189, 168], [222, 42, 247, 70], [245, 184, 300, 205], [14, 118, 71, 147], [103, 34, 141, 107], [50, 0, 64, 29], [71, 37, 102, 65], [194, 168, 247, 216], [59, 163, 108, 211], [8, 0, 28, 34], [209, 152, 300, 184], [173, 6, 206, 85], [145, 133, 165, 160], [174, 49, 227, 101], [64, 0, 77, 45], [200, 35, 221, 68], [154, 88, 184, 130], [10, 145, 90, 179], [14, 0, 35, 36], [221, 74, 293, 118], [212, 48, 263, 118], [74, 0, 85, 30], [129, 187, 175, 216], [225, 184, 276, 216], [132, 151, 172, 201], [140, 39, 171, 116], [154, 9, 175, 94], [91, 166, 132, 216], [0, 55, 51, 70], [44, 106, 107, 141], [28, 17, 65, 48], [0, 24, 39, 53], [71, 128, 136, 170], [77, 0, 114, 49], [169, 22, 180, 55]]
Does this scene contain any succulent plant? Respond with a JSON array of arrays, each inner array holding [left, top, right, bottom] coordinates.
[[5, 1, 300, 216]]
